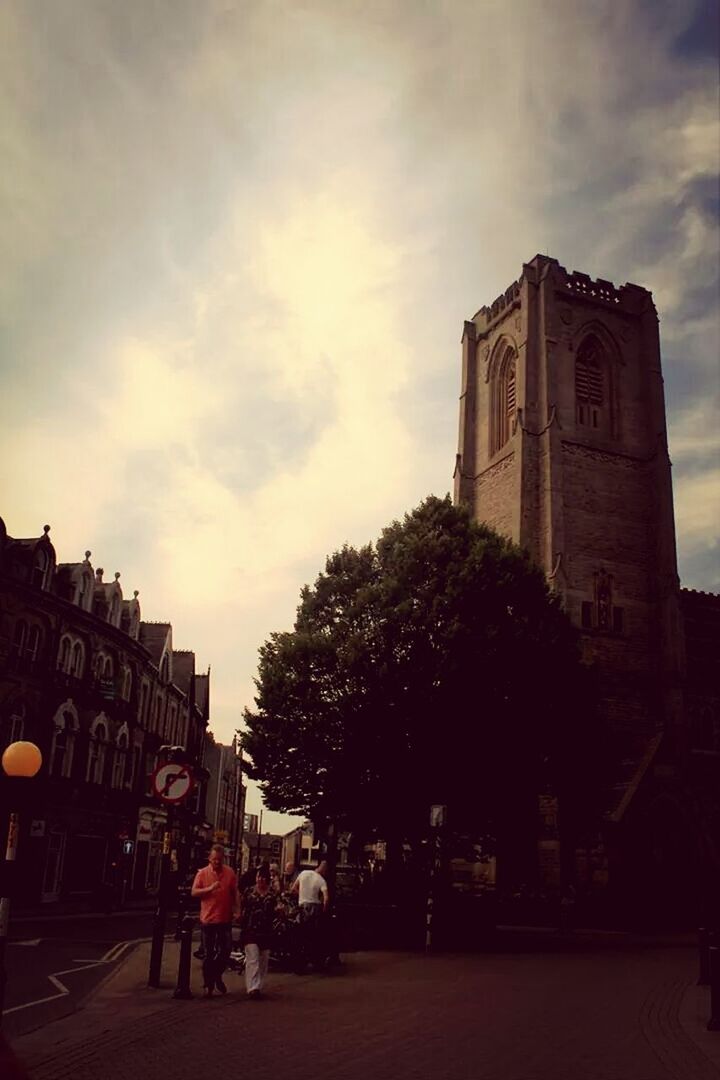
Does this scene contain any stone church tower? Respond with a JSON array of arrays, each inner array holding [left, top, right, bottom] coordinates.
[[453, 255, 713, 919]]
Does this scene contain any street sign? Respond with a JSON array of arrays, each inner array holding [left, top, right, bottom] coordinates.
[[151, 763, 194, 804]]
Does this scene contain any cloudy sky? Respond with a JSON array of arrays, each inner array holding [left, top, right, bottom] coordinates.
[[1, 1, 718, 832]]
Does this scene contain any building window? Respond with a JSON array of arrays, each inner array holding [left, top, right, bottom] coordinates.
[[32, 549, 49, 589], [122, 668, 133, 701], [58, 636, 71, 672], [86, 719, 108, 784], [112, 728, 129, 789], [160, 654, 170, 684], [145, 752, 158, 796], [491, 346, 518, 456], [576, 337, 605, 429], [50, 710, 76, 779], [1, 706, 25, 752], [612, 606, 624, 634], [139, 681, 149, 725], [581, 601, 593, 629], [26, 625, 41, 663], [12, 621, 27, 659], [71, 641, 85, 678]]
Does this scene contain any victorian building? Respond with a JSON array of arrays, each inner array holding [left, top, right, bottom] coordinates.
[[203, 732, 245, 870], [454, 254, 720, 922], [0, 517, 211, 907]]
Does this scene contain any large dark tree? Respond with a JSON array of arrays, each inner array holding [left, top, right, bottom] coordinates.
[[242, 495, 602, 864]]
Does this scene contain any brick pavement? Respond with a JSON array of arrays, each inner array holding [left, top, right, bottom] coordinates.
[[10, 937, 720, 1080]]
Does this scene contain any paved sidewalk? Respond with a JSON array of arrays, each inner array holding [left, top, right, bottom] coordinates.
[[10, 936, 720, 1080]]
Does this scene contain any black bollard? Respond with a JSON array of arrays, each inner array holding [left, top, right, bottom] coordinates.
[[175, 885, 188, 942], [699, 927, 710, 986], [173, 916, 195, 1000]]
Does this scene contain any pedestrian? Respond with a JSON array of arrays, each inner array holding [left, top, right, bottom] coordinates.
[[191, 843, 239, 998], [291, 859, 329, 971], [239, 863, 281, 999]]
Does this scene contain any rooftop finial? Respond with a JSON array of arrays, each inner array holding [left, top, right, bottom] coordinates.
[[96, 568, 104, 582], [84, 550, 92, 561], [133, 590, 139, 599], [114, 571, 121, 581], [43, 524, 51, 535]]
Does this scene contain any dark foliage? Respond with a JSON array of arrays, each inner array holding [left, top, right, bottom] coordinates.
[[242, 496, 603, 850]]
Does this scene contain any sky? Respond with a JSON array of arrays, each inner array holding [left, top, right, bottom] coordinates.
[[1, 1, 718, 834]]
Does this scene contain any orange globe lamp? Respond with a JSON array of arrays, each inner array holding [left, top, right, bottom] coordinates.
[[1, 741, 42, 778]]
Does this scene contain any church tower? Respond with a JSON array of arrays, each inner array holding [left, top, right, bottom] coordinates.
[[454, 255, 686, 747]]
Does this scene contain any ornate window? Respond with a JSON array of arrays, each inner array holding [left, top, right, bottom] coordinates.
[[112, 726, 129, 789], [12, 621, 27, 658], [50, 706, 78, 778], [138, 680, 150, 725], [1, 705, 25, 752], [121, 667, 133, 701], [576, 336, 605, 429], [32, 549, 50, 589], [490, 345, 518, 456], [71, 641, 85, 678], [86, 717, 109, 784], [58, 636, 71, 672], [26, 625, 41, 663]]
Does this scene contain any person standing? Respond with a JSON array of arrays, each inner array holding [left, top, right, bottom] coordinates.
[[239, 863, 280, 999], [291, 859, 329, 971], [191, 844, 239, 998]]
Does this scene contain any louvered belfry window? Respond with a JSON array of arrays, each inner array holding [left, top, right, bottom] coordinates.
[[492, 347, 517, 455], [576, 338, 604, 428]]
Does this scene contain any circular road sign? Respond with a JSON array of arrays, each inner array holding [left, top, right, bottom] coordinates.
[[152, 762, 195, 804]]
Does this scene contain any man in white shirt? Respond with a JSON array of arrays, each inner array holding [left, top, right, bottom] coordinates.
[[291, 861, 329, 970]]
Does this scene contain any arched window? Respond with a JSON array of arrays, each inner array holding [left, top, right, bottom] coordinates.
[[138, 681, 149, 725], [12, 621, 27, 659], [86, 718, 108, 784], [121, 667, 132, 701], [1, 705, 25, 752], [160, 654, 170, 684], [32, 549, 49, 589], [491, 346, 518, 456], [58, 636, 71, 672], [71, 641, 85, 678], [76, 571, 92, 610], [26, 625, 41, 663], [112, 726, 129, 789], [50, 708, 77, 778], [103, 656, 114, 680], [576, 337, 605, 429]]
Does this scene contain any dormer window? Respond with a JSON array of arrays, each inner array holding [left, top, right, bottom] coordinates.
[[32, 549, 49, 589]]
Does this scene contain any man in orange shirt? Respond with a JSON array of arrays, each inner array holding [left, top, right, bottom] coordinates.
[[191, 844, 239, 997]]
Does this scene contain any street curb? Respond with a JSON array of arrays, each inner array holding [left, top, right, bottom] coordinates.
[[4, 938, 143, 1042]]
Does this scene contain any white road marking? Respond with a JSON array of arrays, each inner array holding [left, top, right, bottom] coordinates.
[[2, 940, 137, 1016]]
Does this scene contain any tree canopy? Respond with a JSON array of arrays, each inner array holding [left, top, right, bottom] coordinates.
[[242, 495, 599, 851]]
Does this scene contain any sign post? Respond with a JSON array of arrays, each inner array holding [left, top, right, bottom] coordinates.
[[148, 761, 195, 989]]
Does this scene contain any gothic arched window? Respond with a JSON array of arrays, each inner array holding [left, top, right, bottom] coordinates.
[[491, 346, 518, 456], [86, 717, 108, 784], [576, 336, 605, 429], [71, 641, 85, 678]]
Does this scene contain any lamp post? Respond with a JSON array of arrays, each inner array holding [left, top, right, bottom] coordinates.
[[0, 740, 43, 1025]]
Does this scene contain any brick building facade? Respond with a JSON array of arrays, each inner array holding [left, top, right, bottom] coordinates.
[[0, 518, 211, 908], [454, 254, 719, 921]]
